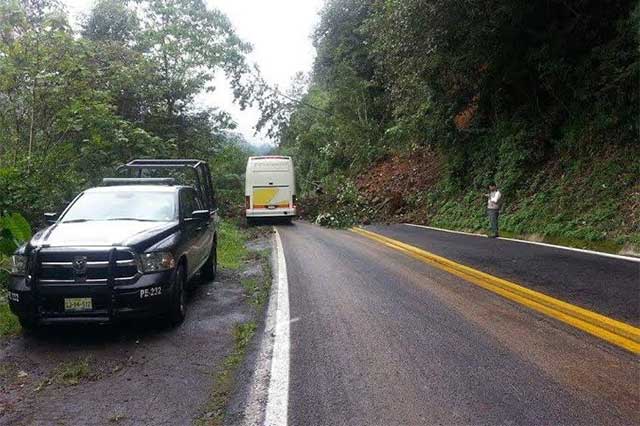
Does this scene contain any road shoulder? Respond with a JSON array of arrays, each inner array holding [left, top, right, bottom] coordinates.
[[224, 227, 289, 426]]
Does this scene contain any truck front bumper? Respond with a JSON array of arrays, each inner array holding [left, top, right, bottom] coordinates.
[[8, 271, 176, 325]]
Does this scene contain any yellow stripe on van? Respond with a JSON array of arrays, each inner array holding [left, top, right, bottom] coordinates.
[[253, 188, 279, 205]]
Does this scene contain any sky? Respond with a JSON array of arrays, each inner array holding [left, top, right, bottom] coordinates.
[[63, 0, 325, 145]]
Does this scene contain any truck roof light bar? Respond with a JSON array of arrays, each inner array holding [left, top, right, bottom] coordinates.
[[102, 178, 176, 186], [119, 159, 203, 169], [113, 158, 216, 211]]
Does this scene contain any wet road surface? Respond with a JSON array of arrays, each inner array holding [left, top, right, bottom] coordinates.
[[366, 224, 640, 324], [278, 222, 639, 426]]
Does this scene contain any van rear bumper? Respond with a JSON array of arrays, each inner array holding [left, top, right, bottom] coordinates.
[[246, 207, 297, 218]]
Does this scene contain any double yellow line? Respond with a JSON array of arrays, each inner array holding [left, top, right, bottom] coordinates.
[[351, 227, 640, 353]]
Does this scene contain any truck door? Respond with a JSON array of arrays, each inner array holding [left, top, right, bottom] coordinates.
[[180, 189, 208, 276]]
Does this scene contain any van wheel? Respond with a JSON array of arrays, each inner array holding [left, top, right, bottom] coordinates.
[[246, 217, 256, 226], [202, 240, 217, 281], [169, 264, 186, 326]]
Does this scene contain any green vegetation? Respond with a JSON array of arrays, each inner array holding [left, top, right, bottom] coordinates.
[[258, 0, 639, 251], [197, 322, 257, 426], [56, 357, 92, 386], [0, 212, 32, 275], [198, 224, 272, 426], [36, 357, 93, 387], [217, 221, 249, 270], [0, 300, 20, 337], [241, 249, 272, 307], [32, 356, 93, 389], [0, 212, 33, 337], [0, 0, 259, 224], [0, 0, 263, 336], [211, 135, 257, 211]]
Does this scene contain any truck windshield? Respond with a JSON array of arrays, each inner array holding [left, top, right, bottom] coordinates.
[[61, 191, 177, 223]]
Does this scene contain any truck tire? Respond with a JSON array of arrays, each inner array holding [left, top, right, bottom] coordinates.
[[18, 316, 39, 333], [169, 263, 186, 326], [201, 239, 217, 281]]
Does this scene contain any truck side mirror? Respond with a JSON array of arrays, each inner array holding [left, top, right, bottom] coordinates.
[[44, 212, 58, 224], [191, 210, 210, 222]]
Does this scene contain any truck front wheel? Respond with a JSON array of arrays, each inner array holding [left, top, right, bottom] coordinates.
[[18, 316, 39, 333], [168, 263, 186, 326]]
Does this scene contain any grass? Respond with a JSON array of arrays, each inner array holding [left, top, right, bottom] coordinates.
[[0, 285, 21, 337], [196, 322, 258, 426], [420, 192, 633, 255], [34, 357, 93, 389], [402, 156, 639, 256], [0, 302, 20, 337], [197, 222, 273, 426], [218, 221, 249, 270], [56, 357, 91, 386], [241, 250, 272, 308], [34, 357, 93, 391]]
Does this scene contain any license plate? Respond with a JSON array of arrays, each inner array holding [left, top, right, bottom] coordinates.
[[267, 205, 276, 209], [64, 298, 92, 311]]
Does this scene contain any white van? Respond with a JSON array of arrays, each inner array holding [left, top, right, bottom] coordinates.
[[245, 156, 296, 221]]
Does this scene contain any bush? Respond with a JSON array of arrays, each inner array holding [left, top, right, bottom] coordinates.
[[0, 213, 32, 283]]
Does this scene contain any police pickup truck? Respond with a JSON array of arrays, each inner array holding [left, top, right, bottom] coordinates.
[[8, 159, 218, 329]]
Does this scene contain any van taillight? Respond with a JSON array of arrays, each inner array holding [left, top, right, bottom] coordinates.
[[292, 195, 296, 207], [245, 196, 250, 209]]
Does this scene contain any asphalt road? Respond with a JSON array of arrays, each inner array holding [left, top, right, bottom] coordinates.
[[366, 224, 640, 325], [277, 222, 639, 426]]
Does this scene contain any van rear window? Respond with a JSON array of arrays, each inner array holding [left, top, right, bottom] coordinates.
[[252, 161, 290, 172]]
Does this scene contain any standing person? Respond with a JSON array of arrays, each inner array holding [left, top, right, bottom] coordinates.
[[484, 183, 502, 238]]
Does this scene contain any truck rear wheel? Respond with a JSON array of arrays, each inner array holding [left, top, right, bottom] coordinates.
[[201, 239, 217, 281]]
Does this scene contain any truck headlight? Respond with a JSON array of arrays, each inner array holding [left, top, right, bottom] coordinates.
[[139, 252, 175, 273], [11, 255, 27, 276]]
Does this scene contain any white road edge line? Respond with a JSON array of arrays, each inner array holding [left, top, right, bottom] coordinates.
[[403, 223, 640, 263], [264, 228, 290, 426]]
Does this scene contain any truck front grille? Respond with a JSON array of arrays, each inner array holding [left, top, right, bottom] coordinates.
[[38, 249, 140, 284]]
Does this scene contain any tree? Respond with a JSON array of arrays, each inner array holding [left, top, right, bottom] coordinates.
[[0, 0, 256, 222], [82, 0, 139, 43], [135, 0, 250, 153]]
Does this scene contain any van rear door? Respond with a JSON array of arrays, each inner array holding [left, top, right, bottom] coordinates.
[[252, 185, 291, 209], [249, 158, 292, 210]]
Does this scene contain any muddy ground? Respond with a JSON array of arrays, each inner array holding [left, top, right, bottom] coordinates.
[[0, 236, 271, 426]]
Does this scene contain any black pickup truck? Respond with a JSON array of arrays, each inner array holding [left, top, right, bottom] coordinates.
[[7, 159, 218, 329]]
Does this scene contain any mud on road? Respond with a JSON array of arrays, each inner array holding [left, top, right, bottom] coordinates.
[[0, 235, 271, 426]]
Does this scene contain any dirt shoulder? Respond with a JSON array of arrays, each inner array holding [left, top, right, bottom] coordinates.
[[0, 227, 271, 426]]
